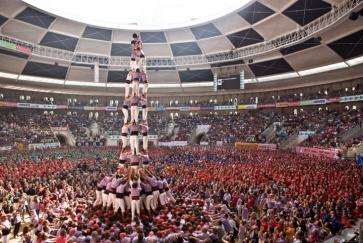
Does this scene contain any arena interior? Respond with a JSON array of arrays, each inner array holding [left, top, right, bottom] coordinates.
[[1, 0, 363, 242]]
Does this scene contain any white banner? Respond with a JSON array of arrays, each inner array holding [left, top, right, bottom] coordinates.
[[17, 103, 57, 109], [245, 104, 257, 109], [159, 141, 188, 147], [0, 146, 11, 151], [94, 61, 99, 83], [197, 125, 211, 129], [106, 106, 117, 111], [29, 142, 60, 150]]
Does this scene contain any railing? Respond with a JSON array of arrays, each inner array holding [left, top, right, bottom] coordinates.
[[0, 0, 361, 67]]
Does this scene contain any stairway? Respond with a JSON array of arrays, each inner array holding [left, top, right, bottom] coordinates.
[[340, 125, 363, 142], [262, 123, 277, 143], [279, 132, 299, 150]]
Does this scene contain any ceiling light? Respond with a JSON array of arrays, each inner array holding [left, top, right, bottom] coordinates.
[[107, 83, 125, 88], [257, 72, 299, 82], [149, 83, 181, 88], [0, 72, 18, 79], [181, 82, 213, 87], [298, 62, 348, 76], [18, 75, 64, 84], [346, 55, 363, 66], [66, 81, 105, 87]]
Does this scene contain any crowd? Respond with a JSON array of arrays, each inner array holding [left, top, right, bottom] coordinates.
[[0, 146, 362, 243], [0, 113, 58, 147]]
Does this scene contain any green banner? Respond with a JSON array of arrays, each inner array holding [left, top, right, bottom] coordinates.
[[0, 40, 16, 50], [84, 106, 95, 111], [300, 100, 312, 106]]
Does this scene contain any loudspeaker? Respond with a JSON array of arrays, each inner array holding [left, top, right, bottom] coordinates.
[[349, 12, 359, 21], [54, 62, 59, 66], [186, 68, 190, 71], [248, 59, 253, 64], [359, 9, 363, 16]]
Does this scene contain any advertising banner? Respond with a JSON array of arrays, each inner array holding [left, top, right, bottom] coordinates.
[[244, 104, 257, 109], [257, 103, 276, 108], [179, 107, 190, 111], [235, 142, 259, 149], [214, 105, 235, 110], [17, 103, 57, 109], [156, 107, 166, 112], [201, 106, 214, 110], [235, 142, 276, 150], [312, 99, 326, 105], [298, 131, 315, 136], [190, 106, 201, 111], [106, 106, 117, 111], [84, 106, 95, 111], [300, 100, 312, 106], [29, 142, 60, 150], [287, 101, 300, 107], [2, 102, 17, 107], [0, 40, 16, 50], [197, 125, 211, 129], [95, 106, 107, 111], [0, 146, 12, 151], [69, 106, 84, 110], [276, 102, 288, 107], [339, 95, 363, 103], [76, 141, 105, 147], [56, 105, 69, 109], [159, 141, 188, 147], [16, 44, 31, 54], [148, 107, 156, 111], [166, 107, 179, 111], [296, 146, 338, 159], [326, 97, 340, 103]]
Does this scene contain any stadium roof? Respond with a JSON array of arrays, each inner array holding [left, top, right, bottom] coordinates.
[[0, 0, 362, 96]]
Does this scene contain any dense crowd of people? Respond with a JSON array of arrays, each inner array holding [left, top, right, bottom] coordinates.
[[0, 113, 58, 147], [0, 146, 362, 243], [1, 106, 362, 152]]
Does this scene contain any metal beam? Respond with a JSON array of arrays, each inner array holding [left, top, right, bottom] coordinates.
[[0, 0, 361, 67]]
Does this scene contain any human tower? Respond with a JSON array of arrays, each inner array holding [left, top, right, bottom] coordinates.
[[94, 32, 175, 222]]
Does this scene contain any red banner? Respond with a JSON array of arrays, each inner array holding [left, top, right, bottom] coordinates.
[[166, 107, 179, 111], [326, 97, 340, 103], [257, 103, 276, 108], [190, 106, 201, 111], [95, 106, 106, 111], [2, 102, 17, 107], [288, 101, 300, 107], [56, 105, 69, 109], [16, 44, 31, 54], [296, 146, 338, 159]]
